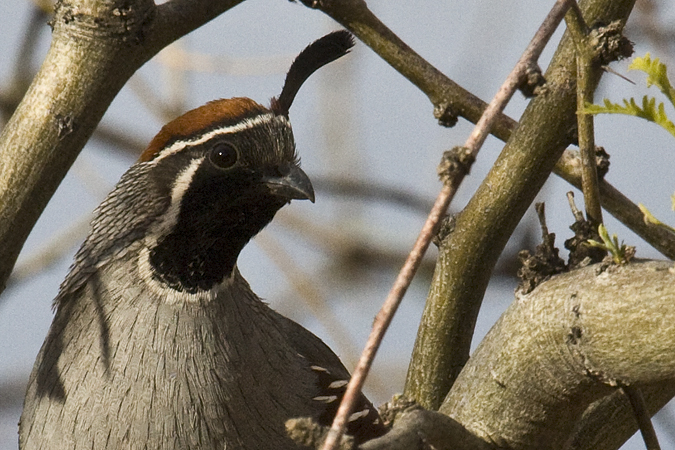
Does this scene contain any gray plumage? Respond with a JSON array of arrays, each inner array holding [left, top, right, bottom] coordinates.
[[20, 254, 347, 449]]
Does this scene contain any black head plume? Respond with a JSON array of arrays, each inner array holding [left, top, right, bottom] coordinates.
[[271, 30, 355, 116]]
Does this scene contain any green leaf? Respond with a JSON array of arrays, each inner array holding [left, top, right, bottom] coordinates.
[[586, 224, 635, 264], [583, 53, 675, 139], [629, 53, 675, 108], [583, 96, 675, 139]]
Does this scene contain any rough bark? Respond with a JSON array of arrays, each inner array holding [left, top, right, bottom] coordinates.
[[442, 259, 675, 450]]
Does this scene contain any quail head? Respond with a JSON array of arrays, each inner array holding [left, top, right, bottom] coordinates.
[[19, 31, 385, 450]]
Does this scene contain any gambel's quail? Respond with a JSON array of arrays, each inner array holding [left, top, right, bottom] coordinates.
[[19, 31, 385, 450]]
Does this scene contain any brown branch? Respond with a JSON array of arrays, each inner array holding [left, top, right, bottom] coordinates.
[[296, 0, 675, 265]]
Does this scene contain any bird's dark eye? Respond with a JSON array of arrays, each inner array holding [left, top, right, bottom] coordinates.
[[209, 142, 239, 169]]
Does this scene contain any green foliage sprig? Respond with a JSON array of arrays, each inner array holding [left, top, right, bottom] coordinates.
[[586, 224, 635, 264], [585, 53, 675, 241], [583, 53, 675, 138]]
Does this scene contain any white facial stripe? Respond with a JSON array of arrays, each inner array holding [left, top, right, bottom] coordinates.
[[144, 157, 204, 249], [152, 113, 287, 163], [139, 155, 235, 301]]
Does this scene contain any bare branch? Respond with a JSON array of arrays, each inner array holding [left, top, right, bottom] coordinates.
[[556, 150, 675, 259]]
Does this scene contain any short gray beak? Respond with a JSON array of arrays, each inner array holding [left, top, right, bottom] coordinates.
[[263, 164, 315, 203]]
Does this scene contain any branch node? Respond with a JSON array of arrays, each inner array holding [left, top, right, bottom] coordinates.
[[54, 113, 75, 139], [378, 395, 422, 428], [588, 20, 634, 65], [595, 146, 610, 179], [518, 62, 547, 98], [432, 215, 456, 248], [564, 193, 606, 269], [433, 102, 458, 128], [437, 146, 474, 184], [52, 0, 154, 44], [517, 202, 567, 294]]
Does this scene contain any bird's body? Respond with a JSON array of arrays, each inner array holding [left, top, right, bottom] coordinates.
[[19, 32, 384, 449], [21, 262, 342, 449]]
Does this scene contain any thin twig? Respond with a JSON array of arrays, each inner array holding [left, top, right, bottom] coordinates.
[[321, 183, 454, 450], [319, 1, 573, 448], [567, 191, 585, 222], [622, 385, 662, 450], [535, 202, 550, 238], [465, 0, 573, 155], [565, 2, 604, 225], [556, 151, 675, 259]]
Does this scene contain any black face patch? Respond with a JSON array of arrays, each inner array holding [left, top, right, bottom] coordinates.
[[146, 116, 299, 293]]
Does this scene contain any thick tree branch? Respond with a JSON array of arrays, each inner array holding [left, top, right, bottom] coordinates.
[[442, 259, 675, 450], [308, 261, 675, 450], [299, 260, 675, 450], [322, 1, 572, 445]]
